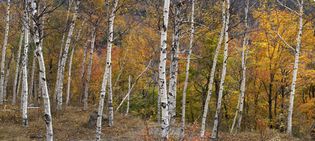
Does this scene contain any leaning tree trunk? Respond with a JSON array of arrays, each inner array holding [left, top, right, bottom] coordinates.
[[66, 21, 85, 106], [55, 0, 80, 110], [22, 0, 30, 127], [96, 0, 119, 140], [31, 0, 54, 140], [287, 0, 303, 136], [200, 0, 226, 137], [0, 0, 11, 104], [230, 0, 249, 134], [211, 0, 230, 139], [125, 75, 131, 115], [83, 26, 96, 110], [13, 29, 24, 105], [108, 67, 114, 126], [159, 0, 171, 139], [179, 0, 194, 139], [168, 0, 182, 124]]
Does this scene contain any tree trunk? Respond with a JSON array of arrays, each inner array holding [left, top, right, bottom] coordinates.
[[126, 75, 131, 115], [55, 0, 80, 110], [29, 52, 36, 104], [31, 0, 54, 140], [108, 67, 114, 127], [13, 29, 24, 105], [21, 0, 30, 127], [168, 0, 182, 124], [158, 0, 171, 139], [83, 26, 96, 110], [3, 54, 12, 101], [211, 0, 230, 139], [179, 0, 194, 139], [200, 0, 226, 137], [230, 0, 249, 133], [66, 20, 85, 106], [96, 0, 119, 140], [287, 0, 303, 135], [0, 0, 11, 104]]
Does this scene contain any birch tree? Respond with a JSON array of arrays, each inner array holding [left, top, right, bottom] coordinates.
[[83, 26, 96, 110], [13, 29, 24, 105], [125, 75, 131, 115], [22, 0, 31, 127], [230, 0, 249, 133], [0, 0, 11, 104], [159, 0, 171, 139], [275, 0, 304, 135], [168, 0, 182, 123], [30, 0, 54, 139], [211, 0, 230, 139], [55, 0, 80, 110], [200, 0, 226, 137], [179, 0, 194, 139], [96, 0, 119, 140]]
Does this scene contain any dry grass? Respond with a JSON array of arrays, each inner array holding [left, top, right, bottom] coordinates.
[[0, 105, 305, 141]]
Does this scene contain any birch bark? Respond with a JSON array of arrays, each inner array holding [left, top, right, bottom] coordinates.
[[168, 0, 182, 124], [0, 0, 11, 104], [287, 0, 303, 135], [96, 0, 119, 140], [55, 0, 80, 110], [30, 0, 53, 140], [159, 0, 171, 139], [200, 0, 226, 137], [211, 0, 230, 139], [125, 75, 131, 115], [83, 26, 96, 110], [179, 0, 194, 139], [22, 0, 31, 127], [13, 29, 24, 105]]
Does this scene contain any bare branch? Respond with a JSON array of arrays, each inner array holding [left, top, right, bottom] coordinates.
[[276, 0, 299, 15]]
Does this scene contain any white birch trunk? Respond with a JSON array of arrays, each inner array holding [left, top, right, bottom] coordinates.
[[287, 0, 303, 135], [108, 67, 114, 127], [0, 0, 11, 104], [22, 0, 31, 127], [159, 0, 171, 139], [168, 0, 182, 123], [31, 0, 53, 140], [179, 0, 194, 139], [96, 0, 119, 140], [13, 29, 24, 105], [125, 75, 131, 115], [83, 26, 96, 110], [66, 20, 84, 106], [55, 0, 80, 110], [211, 0, 230, 139], [200, 1, 226, 137], [230, 0, 249, 133]]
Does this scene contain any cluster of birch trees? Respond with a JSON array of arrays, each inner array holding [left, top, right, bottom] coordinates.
[[0, 0, 312, 140]]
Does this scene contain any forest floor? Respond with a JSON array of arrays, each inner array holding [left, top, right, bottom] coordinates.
[[0, 105, 302, 141]]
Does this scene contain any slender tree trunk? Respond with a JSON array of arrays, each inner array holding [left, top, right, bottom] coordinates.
[[55, 0, 73, 102], [55, 0, 80, 110], [66, 20, 85, 106], [211, 0, 230, 139], [22, 0, 30, 126], [168, 0, 182, 124], [230, 0, 249, 133], [13, 29, 24, 105], [108, 67, 114, 126], [3, 54, 12, 101], [126, 75, 131, 115], [31, 0, 53, 140], [96, 0, 119, 140], [0, 0, 11, 104], [79, 41, 89, 103], [179, 0, 194, 139], [83, 26, 96, 110], [29, 52, 36, 104], [200, 1, 226, 137], [158, 0, 171, 139], [287, 0, 303, 135]]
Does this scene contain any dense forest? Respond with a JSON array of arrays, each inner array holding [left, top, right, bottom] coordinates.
[[0, 0, 315, 140]]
